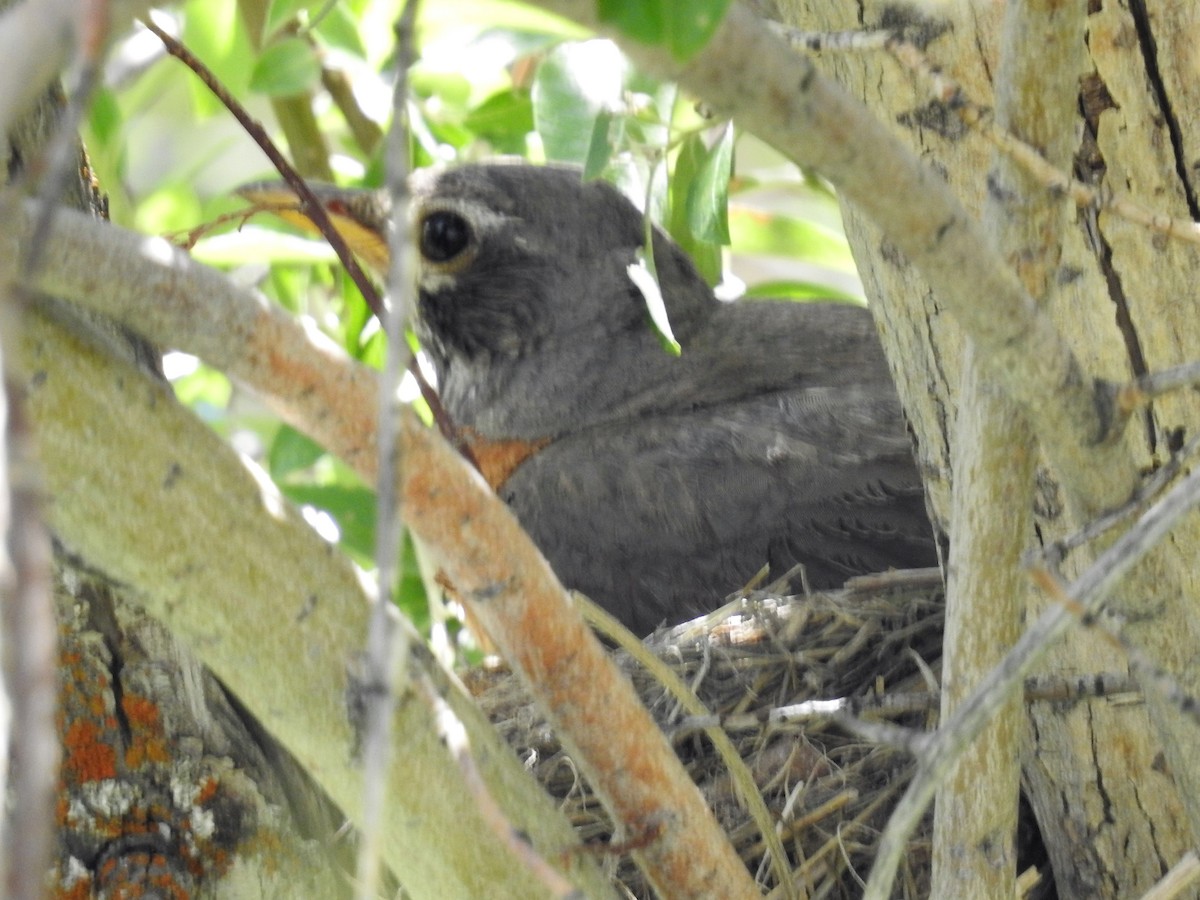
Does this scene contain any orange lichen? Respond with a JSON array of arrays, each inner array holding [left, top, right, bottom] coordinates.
[[54, 634, 247, 896], [122, 694, 170, 768], [121, 694, 160, 728], [87, 693, 108, 719], [62, 720, 117, 783], [195, 777, 220, 805], [53, 874, 93, 900]]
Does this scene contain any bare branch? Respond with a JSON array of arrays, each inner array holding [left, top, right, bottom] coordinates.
[[927, 0, 1086, 896], [0, 369, 57, 900], [0, 201, 757, 898], [1122, 361, 1200, 409], [1139, 851, 1200, 900], [774, 24, 1200, 248], [869, 458, 1200, 900], [354, 3, 420, 894]]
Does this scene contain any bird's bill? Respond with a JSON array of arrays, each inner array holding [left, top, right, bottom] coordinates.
[[235, 181, 391, 278]]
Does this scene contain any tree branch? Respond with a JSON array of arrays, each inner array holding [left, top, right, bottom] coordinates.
[[931, 1, 1083, 897], [14, 298, 616, 898], [1, 202, 758, 898], [870, 453, 1200, 900]]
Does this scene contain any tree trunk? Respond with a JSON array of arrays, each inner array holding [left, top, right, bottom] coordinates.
[[1, 44, 362, 899], [783, 1, 1200, 895]]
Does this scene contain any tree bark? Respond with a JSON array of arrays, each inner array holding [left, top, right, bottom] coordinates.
[[782, 1, 1200, 895], [0, 26, 366, 897]]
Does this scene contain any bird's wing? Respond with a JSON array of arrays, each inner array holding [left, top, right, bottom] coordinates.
[[500, 387, 935, 635]]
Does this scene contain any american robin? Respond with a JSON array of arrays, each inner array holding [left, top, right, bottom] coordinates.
[[241, 163, 937, 635]]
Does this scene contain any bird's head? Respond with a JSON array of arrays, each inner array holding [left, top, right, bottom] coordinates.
[[239, 163, 718, 435]]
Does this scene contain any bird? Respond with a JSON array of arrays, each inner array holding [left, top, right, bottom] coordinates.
[[240, 163, 937, 635]]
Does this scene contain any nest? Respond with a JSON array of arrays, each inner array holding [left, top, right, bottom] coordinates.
[[472, 570, 946, 897]]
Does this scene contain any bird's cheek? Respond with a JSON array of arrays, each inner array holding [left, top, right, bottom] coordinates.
[[418, 268, 462, 295]]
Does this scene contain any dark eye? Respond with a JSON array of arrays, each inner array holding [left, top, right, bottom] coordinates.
[[420, 210, 472, 263]]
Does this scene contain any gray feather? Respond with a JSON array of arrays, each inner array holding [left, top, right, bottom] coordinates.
[[412, 162, 937, 634]]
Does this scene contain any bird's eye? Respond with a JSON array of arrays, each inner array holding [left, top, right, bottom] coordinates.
[[420, 210, 472, 263]]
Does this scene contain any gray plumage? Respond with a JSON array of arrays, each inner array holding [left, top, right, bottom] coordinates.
[[411, 162, 935, 635]]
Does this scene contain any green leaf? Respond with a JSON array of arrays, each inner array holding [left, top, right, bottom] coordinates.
[[265, 0, 310, 34], [462, 89, 535, 155], [134, 184, 202, 235], [264, 0, 332, 35], [581, 109, 615, 180], [667, 134, 722, 285], [87, 87, 122, 147], [192, 228, 337, 269], [596, 0, 731, 60], [170, 363, 232, 415], [532, 41, 627, 164], [685, 123, 734, 244], [743, 279, 862, 304], [596, 0, 663, 44], [394, 531, 430, 628], [280, 483, 377, 561], [268, 425, 327, 479], [182, 0, 253, 116], [268, 264, 316, 315], [250, 37, 321, 96], [341, 281, 374, 360], [410, 69, 473, 108], [312, 3, 368, 57]]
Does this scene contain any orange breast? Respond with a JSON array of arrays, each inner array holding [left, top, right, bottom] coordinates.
[[462, 430, 552, 491]]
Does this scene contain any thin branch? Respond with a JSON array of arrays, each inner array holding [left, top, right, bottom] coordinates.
[[354, 2, 419, 895], [139, 16, 460, 449], [0, 375, 58, 900], [675, 691, 939, 735], [1139, 851, 1200, 900], [142, 19, 374, 309], [1032, 428, 1200, 564], [771, 24, 1200, 247], [1034, 573, 1200, 729], [420, 675, 582, 899], [1024, 672, 1140, 703], [0, 199, 759, 900], [931, 0, 1083, 895], [865, 458, 1200, 900], [0, 5, 129, 896], [321, 65, 384, 157], [679, 673, 1140, 735], [1121, 361, 1200, 410]]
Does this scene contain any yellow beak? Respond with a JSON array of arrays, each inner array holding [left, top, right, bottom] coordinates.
[[235, 182, 392, 278]]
